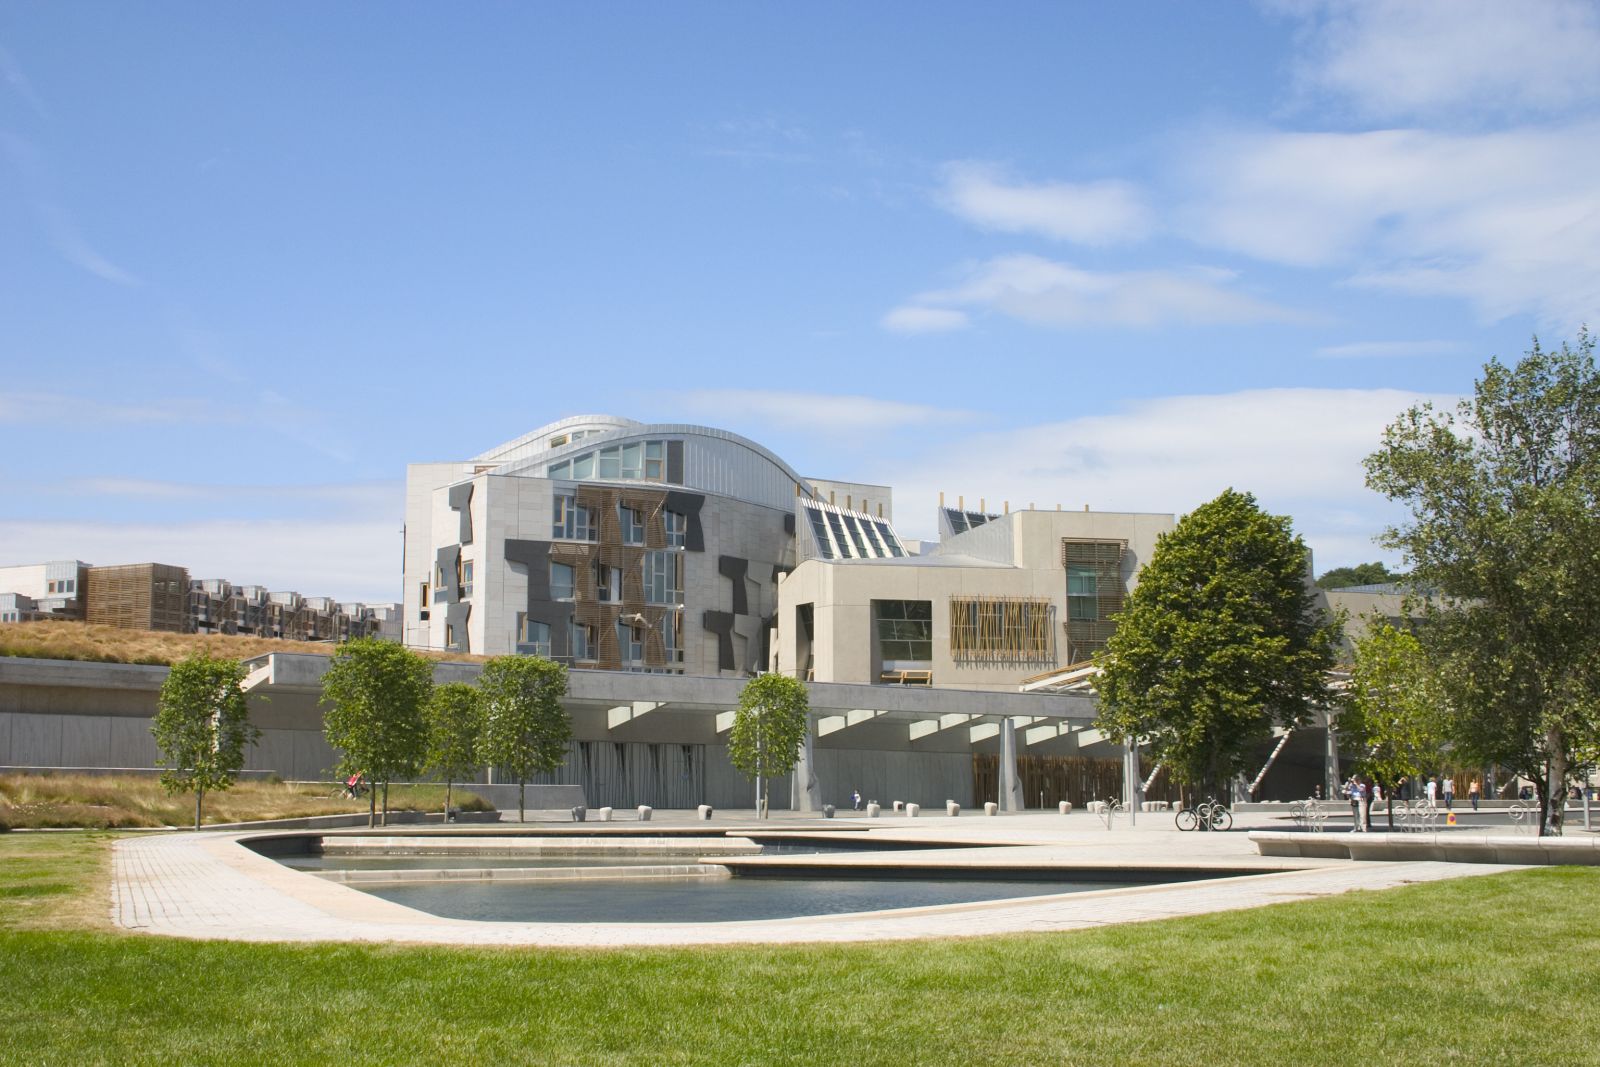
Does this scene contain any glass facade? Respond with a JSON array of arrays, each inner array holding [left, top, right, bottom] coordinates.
[[875, 600, 933, 663]]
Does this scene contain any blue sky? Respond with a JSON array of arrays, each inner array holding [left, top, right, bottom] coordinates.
[[4, 1, 1598, 602]]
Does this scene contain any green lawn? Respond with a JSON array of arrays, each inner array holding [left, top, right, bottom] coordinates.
[[1, 832, 1594, 1065]]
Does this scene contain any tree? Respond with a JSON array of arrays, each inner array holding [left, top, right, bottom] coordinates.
[[1365, 332, 1600, 835], [477, 655, 570, 822], [321, 637, 433, 827], [424, 682, 484, 820], [1315, 561, 1406, 589], [1341, 620, 1446, 829], [728, 673, 810, 818], [1095, 488, 1340, 804], [153, 652, 260, 830]]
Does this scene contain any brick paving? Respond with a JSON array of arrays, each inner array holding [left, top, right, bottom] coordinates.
[[110, 812, 1520, 947]]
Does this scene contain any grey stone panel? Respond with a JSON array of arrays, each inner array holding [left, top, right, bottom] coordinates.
[[249, 729, 301, 777], [107, 717, 161, 767], [434, 544, 460, 605], [62, 714, 111, 767], [666, 440, 684, 485], [448, 482, 474, 545], [11, 713, 63, 765], [784, 513, 795, 535], [718, 556, 749, 615], [702, 610, 736, 671], [505, 539, 576, 658], [294, 729, 341, 780], [445, 602, 471, 653], [663, 491, 705, 551]]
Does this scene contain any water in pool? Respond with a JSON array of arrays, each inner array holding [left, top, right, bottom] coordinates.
[[358, 875, 1135, 923]]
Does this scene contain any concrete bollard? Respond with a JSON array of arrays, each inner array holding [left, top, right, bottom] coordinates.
[[597, 806, 613, 822], [1059, 801, 1072, 814], [866, 802, 881, 818], [571, 805, 586, 822], [637, 805, 652, 821], [984, 801, 998, 816], [892, 800, 904, 812], [905, 803, 920, 817], [823, 804, 836, 818], [697, 804, 713, 821], [946, 801, 960, 817]]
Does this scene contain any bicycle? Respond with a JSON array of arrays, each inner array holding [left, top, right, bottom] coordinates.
[[1174, 798, 1232, 831]]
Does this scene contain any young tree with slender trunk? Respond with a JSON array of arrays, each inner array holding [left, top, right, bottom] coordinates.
[[477, 655, 570, 822], [729, 673, 810, 818], [1342, 620, 1446, 830], [425, 681, 484, 820], [1366, 333, 1600, 835], [153, 652, 260, 830], [321, 637, 433, 827], [1095, 489, 1340, 805]]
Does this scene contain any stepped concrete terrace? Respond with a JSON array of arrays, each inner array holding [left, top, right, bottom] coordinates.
[[109, 807, 1535, 948]]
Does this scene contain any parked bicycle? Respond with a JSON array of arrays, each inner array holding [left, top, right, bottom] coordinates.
[[1175, 798, 1232, 832]]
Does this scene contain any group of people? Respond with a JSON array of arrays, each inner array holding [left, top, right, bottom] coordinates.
[[1336, 773, 1483, 830]]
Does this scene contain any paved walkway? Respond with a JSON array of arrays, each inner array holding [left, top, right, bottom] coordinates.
[[111, 811, 1521, 947]]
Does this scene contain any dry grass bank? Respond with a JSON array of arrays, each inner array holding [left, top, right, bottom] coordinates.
[[0, 775, 491, 830], [0, 621, 487, 667]]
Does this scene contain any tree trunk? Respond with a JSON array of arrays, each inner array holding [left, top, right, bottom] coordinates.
[[381, 780, 390, 827], [194, 788, 203, 832], [368, 787, 376, 828], [1546, 727, 1567, 836], [518, 779, 525, 823], [445, 779, 453, 822]]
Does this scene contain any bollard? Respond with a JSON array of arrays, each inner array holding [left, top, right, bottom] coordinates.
[[597, 806, 613, 822], [892, 800, 904, 812], [697, 804, 713, 821], [905, 803, 920, 817], [1059, 801, 1073, 814], [571, 805, 586, 822], [637, 805, 652, 821], [946, 800, 960, 817], [823, 804, 836, 818], [984, 802, 998, 816], [866, 801, 881, 818]]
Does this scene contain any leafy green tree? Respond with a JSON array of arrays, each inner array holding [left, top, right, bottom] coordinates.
[[729, 673, 810, 818], [1342, 620, 1446, 829], [477, 655, 571, 822], [321, 637, 433, 827], [424, 682, 484, 819], [1365, 332, 1600, 835], [1095, 488, 1340, 803], [153, 652, 261, 830], [1315, 561, 1406, 589]]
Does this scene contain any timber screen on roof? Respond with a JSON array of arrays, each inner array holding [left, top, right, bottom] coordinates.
[[801, 500, 907, 560]]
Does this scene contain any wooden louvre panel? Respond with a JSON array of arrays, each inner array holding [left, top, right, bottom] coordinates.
[[1061, 538, 1127, 662], [948, 596, 1055, 662]]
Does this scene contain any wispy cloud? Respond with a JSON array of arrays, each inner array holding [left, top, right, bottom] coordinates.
[[889, 254, 1305, 331], [936, 161, 1153, 245], [67, 478, 400, 511], [672, 389, 975, 432], [0, 132, 139, 286], [0, 391, 190, 425], [1315, 339, 1462, 359], [880, 306, 969, 334], [1280, 0, 1600, 120], [0, 43, 50, 122]]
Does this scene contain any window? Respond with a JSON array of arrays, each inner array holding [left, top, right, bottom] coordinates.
[[621, 506, 645, 546], [1067, 566, 1098, 621], [645, 441, 665, 480], [665, 509, 687, 548], [458, 559, 474, 598], [950, 596, 1054, 662], [445, 623, 455, 647], [569, 619, 594, 661], [617, 620, 644, 664], [549, 561, 575, 600], [419, 582, 429, 608], [658, 609, 683, 663], [594, 562, 620, 602], [572, 452, 596, 479], [552, 492, 594, 540], [644, 550, 683, 605], [516, 614, 551, 657], [875, 600, 933, 664]]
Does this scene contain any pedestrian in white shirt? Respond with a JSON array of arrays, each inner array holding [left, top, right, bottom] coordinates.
[[1426, 777, 1438, 805]]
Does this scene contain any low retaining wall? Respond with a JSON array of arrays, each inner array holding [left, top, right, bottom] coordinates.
[[1250, 830, 1600, 865]]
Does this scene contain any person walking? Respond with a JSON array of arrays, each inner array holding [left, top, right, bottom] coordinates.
[[1443, 776, 1455, 810], [1469, 778, 1481, 811], [1426, 776, 1439, 806]]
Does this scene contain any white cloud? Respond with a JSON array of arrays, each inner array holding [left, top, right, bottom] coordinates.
[[0, 392, 188, 425], [672, 390, 974, 432], [1315, 339, 1461, 359], [880, 306, 969, 334], [875, 386, 1447, 571], [65, 478, 400, 512], [937, 161, 1153, 244], [894, 254, 1304, 330], [1180, 123, 1600, 329], [1285, 0, 1600, 120], [0, 519, 402, 604]]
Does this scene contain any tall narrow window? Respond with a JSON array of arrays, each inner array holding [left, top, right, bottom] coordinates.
[[516, 614, 551, 657], [569, 619, 594, 661], [621, 506, 645, 546], [458, 558, 474, 598], [664, 510, 686, 548], [644, 550, 683, 605], [550, 561, 575, 600], [1067, 566, 1098, 620]]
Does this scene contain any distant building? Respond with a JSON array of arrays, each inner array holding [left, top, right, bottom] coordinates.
[[86, 563, 192, 633], [0, 560, 90, 622]]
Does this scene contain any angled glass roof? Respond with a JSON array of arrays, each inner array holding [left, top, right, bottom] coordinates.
[[801, 500, 907, 560], [942, 507, 1001, 536]]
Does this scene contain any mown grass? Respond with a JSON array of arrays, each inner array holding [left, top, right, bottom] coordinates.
[[0, 832, 1595, 1065], [0, 775, 491, 830], [0, 620, 488, 667]]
